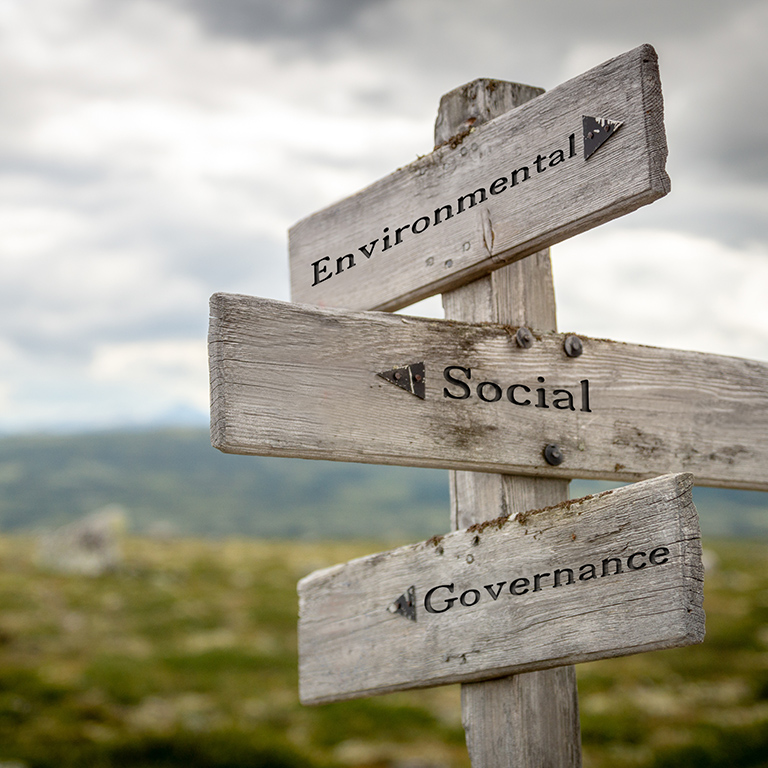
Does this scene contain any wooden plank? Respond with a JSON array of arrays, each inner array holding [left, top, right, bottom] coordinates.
[[209, 292, 768, 491], [298, 472, 704, 704], [443, 249, 580, 767], [442, 81, 583, 768], [288, 44, 669, 312]]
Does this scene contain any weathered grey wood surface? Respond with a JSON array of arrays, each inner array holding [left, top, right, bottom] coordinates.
[[209, 293, 768, 491], [298, 473, 704, 705], [288, 44, 669, 312], [460, 667, 580, 768], [442, 230, 579, 765]]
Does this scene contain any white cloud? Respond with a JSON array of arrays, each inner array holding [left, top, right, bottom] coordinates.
[[90, 337, 209, 408], [554, 227, 768, 362], [0, 0, 766, 432]]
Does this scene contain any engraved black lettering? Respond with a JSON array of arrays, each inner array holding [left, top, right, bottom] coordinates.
[[601, 557, 623, 577], [420, 539, 674, 619], [311, 257, 333, 286], [579, 563, 597, 581], [552, 389, 575, 411], [434, 204, 453, 225], [549, 149, 566, 167], [535, 376, 549, 409], [484, 582, 507, 600], [580, 379, 592, 412], [311, 131, 582, 286], [460, 589, 480, 607], [443, 366, 471, 399], [358, 239, 378, 259], [533, 572, 550, 591], [489, 176, 508, 195], [424, 584, 457, 613], [507, 384, 531, 406], [336, 253, 355, 275], [457, 188, 487, 213], [510, 167, 529, 186], [649, 546, 670, 566], [477, 381, 502, 402]]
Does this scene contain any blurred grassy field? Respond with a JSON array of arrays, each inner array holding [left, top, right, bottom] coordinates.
[[1, 534, 767, 768]]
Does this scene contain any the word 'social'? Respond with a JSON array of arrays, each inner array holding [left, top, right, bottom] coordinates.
[[378, 363, 592, 412], [443, 366, 591, 411]]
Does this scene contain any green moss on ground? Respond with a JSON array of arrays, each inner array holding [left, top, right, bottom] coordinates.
[[0, 535, 767, 767]]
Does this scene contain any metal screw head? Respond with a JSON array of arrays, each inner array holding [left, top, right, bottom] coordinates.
[[516, 327, 533, 349], [564, 335, 583, 358], [544, 444, 564, 466]]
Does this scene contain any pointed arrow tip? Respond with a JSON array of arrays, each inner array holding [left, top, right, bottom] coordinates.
[[582, 115, 623, 160], [388, 585, 417, 621], [377, 363, 426, 399]]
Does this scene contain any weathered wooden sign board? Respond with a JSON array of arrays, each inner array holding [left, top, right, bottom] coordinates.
[[289, 44, 669, 312], [298, 473, 704, 705], [209, 292, 768, 491]]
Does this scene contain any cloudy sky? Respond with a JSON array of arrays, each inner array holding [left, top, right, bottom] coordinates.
[[2, 0, 767, 433]]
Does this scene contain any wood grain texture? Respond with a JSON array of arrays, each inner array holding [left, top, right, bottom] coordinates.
[[433, 80, 545, 150], [288, 44, 669, 312], [297, 473, 704, 705], [441, 77, 580, 768], [460, 667, 581, 768], [442, 246, 578, 768], [209, 293, 768, 491]]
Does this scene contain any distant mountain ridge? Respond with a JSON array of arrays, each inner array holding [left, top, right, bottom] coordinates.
[[0, 428, 766, 540]]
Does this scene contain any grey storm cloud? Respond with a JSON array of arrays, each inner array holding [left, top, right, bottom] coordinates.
[[157, 0, 388, 44], [154, 0, 753, 48], [159, 0, 768, 188]]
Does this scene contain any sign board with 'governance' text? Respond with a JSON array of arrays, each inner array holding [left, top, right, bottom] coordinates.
[[298, 473, 704, 704]]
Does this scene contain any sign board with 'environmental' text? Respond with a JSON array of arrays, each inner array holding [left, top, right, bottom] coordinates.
[[288, 44, 669, 312], [298, 473, 704, 704], [209, 293, 768, 492]]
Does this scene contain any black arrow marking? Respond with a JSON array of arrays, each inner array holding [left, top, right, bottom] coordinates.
[[377, 362, 425, 399], [387, 585, 416, 621], [583, 116, 623, 160]]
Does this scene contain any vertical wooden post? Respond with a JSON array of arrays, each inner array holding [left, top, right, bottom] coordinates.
[[438, 81, 582, 768]]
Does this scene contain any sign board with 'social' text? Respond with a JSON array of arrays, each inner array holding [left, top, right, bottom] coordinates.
[[298, 473, 704, 704], [288, 44, 669, 312], [209, 293, 768, 492]]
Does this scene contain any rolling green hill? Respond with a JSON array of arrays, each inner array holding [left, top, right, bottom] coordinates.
[[0, 428, 766, 539]]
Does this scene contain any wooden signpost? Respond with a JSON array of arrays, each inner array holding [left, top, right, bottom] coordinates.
[[289, 44, 668, 312], [299, 473, 704, 705], [206, 43, 742, 766], [210, 293, 768, 491]]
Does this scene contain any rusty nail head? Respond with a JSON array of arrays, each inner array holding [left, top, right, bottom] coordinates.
[[564, 335, 583, 357], [544, 444, 564, 466], [516, 327, 533, 349]]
